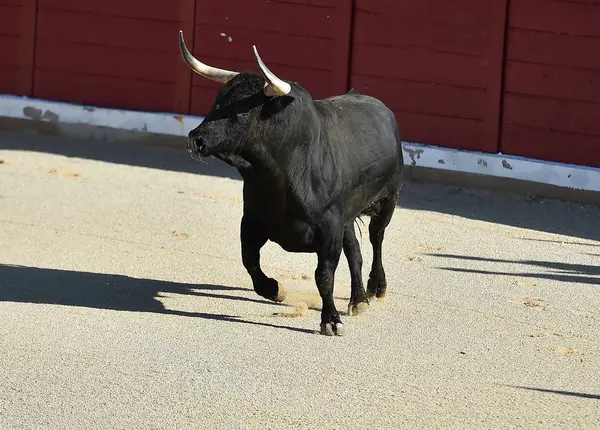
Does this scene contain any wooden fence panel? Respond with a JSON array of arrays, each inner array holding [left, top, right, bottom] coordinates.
[[349, 0, 508, 153], [3, 0, 598, 170], [32, 0, 195, 113], [0, 0, 37, 96], [189, 0, 352, 115], [500, 0, 600, 168]]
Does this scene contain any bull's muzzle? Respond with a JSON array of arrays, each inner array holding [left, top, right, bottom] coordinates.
[[188, 134, 205, 154], [187, 133, 206, 159]]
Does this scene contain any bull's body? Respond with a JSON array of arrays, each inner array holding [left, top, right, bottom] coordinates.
[[179, 31, 403, 335], [234, 88, 402, 253]]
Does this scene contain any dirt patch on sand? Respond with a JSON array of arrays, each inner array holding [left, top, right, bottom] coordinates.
[[413, 243, 442, 252], [48, 168, 83, 179], [397, 253, 422, 262], [279, 273, 312, 281], [555, 347, 581, 357], [273, 302, 309, 318], [170, 231, 189, 239], [522, 297, 548, 310]]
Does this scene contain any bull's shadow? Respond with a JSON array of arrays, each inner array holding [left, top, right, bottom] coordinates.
[[0, 264, 313, 334], [428, 254, 600, 286]]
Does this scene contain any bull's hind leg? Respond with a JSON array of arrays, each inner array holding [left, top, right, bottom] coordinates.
[[240, 215, 286, 302], [366, 194, 398, 301], [343, 223, 369, 316]]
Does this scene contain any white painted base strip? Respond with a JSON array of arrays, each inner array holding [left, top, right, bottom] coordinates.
[[2, 94, 599, 193], [402, 142, 600, 192], [0, 95, 201, 137]]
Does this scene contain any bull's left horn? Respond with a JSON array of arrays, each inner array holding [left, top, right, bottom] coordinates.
[[179, 30, 239, 83], [252, 45, 291, 97]]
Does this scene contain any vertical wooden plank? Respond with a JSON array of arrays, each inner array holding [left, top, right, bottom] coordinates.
[[175, 0, 196, 114], [331, 0, 353, 95], [17, 0, 38, 96], [482, 0, 509, 153]]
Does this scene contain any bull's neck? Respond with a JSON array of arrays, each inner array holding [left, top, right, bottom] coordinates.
[[241, 123, 319, 181], [239, 99, 322, 191]]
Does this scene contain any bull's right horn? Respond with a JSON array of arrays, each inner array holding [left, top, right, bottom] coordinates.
[[179, 30, 239, 83]]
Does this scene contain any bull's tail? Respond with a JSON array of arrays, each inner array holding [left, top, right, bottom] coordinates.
[[354, 216, 366, 243]]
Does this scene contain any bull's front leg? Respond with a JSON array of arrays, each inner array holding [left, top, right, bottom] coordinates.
[[315, 219, 345, 336], [240, 215, 286, 302]]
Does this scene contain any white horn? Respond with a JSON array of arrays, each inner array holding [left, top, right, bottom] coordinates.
[[179, 30, 239, 83], [252, 45, 291, 97]]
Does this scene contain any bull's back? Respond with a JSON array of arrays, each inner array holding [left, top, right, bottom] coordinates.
[[320, 90, 401, 155], [316, 90, 403, 220]]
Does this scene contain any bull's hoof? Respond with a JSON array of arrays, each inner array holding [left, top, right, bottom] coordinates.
[[366, 290, 387, 301], [274, 282, 287, 302], [375, 293, 387, 304], [320, 322, 345, 336], [366, 278, 387, 301], [257, 279, 287, 303], [347, 301, 369, 316]]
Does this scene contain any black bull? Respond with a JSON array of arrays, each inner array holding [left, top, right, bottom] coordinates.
[[179, 31, 404, 336]]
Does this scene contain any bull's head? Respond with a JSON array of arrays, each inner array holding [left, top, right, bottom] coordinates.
[[179, 30, 295, 161]]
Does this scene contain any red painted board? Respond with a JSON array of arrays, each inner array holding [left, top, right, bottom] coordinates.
[[507, 28, 600, 71], [308, 0, 338, 6], [509, 0, 600, 37], [353, 2, 489, 56], [38, 0, 182, 22], [195, 1, 335, 39], [481, 0, 508, 154], [501, 124, 600, 168], [34, 70, 181, 112], [193, 24, 334, 71], [0, 65, 21, 93], [505, 60, 600, 104], [503, 93, 600, 137], [271, 0, 337, 6], [0, 0, 23, 6], [35, 40, 183, 84], [329, 0, 351, 95], [0, 5, 24, 36], [0, 1, 35, 96], [351, 75, 486, 120], [394, 111, 484, 151], [176, 0, 196, 114], [0, 35, 20, 66], [351, 44, 487, 89], [36, 10, 182, 52]]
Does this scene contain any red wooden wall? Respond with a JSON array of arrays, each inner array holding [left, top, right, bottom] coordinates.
[[350, 0, 507, 153], [0, 0, 36, 96], [33, 0, 194, 113], [1, 0, 599, 168], [189, 0, 352, 115], [500, 0, 600, 167]]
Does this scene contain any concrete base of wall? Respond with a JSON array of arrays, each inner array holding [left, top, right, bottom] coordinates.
[[404, 166, 599, 206], [1, 95, 599, 207]]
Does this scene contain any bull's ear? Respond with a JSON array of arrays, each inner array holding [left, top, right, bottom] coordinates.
[[252, 45, 291, 97]]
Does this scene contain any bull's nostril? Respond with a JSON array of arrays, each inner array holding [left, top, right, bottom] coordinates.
[[188, 136, 203, 151], [187, 136, 196, 150]]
